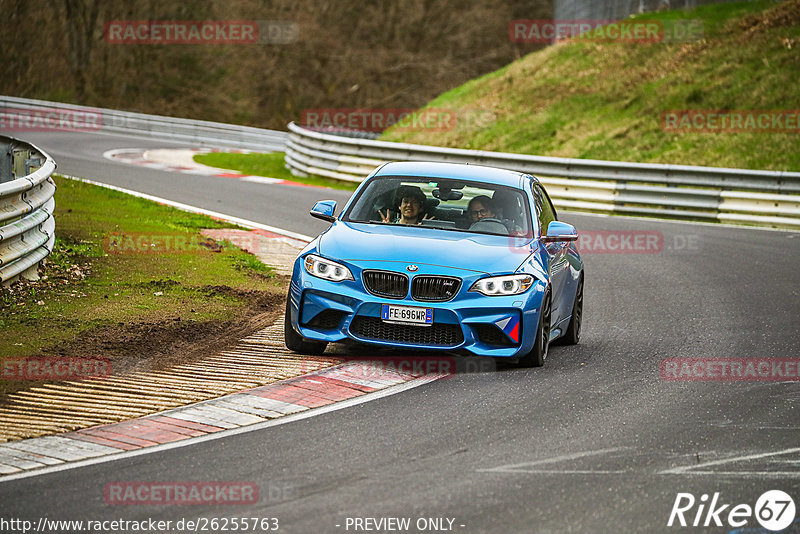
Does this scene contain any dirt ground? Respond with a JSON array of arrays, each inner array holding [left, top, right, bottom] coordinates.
[[43, 286, 285, 374]]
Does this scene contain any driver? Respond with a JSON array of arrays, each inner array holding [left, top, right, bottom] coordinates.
[[467, 195, 497, 224], [379, 186, 431, 225]]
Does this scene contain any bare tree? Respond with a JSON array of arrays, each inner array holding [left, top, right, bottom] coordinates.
[[61, 0, 100, 99]]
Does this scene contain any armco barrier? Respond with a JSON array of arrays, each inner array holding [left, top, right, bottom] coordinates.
[[0, 95, 288, 151], [285, 122, 800, 229], [0, 135, 57, 284], [2, 96, 796, 229]]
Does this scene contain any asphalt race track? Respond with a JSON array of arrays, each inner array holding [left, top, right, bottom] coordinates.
[[20, 130, 346, 238], [2, 130, 799, 533]]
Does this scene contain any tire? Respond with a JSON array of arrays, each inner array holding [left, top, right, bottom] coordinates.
[[556, 274, 583, 346], [516, 290, 551, 368], [284, 297, 328, 355]]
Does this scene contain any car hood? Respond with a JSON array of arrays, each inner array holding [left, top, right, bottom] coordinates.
[[318, 222, 533, 275]]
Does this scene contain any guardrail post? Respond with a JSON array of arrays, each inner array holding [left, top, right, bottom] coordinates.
[[12, 148, 29, 177], [20, 264, 41, 281], [0, 143, 12, 183], [25, 156, 42, 175]]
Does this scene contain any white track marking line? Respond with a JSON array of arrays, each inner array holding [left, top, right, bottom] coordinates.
[[494, 469, 632, 475], [479, 447, 800, 478], [658, 446, 800, 475], [476, 447, 629, 473], [241, 176, 284, 184], [104, 147, 296, 183], [102, 148, 145, 160], [663, 471, 800, 478], [0, 375, 441, 483], [61, 175, 314, 242]]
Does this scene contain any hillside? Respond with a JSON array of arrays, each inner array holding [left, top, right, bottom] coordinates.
[[381, 1, 800, 171]]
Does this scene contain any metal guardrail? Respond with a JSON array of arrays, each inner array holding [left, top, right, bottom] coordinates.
[[2, 96, 796, 229], [0, 135, 57, 284], [0, 95, 288, 151], [285, 122, 800, 229]]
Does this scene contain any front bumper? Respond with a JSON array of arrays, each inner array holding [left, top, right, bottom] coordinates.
[[288, 258, 546, 358]]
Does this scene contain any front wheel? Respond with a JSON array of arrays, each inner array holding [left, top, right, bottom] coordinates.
[[284, 298, 328, 355], [516, 290, 551, 368]]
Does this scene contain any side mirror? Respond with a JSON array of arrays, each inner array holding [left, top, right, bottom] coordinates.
[[542, 221, 578, 243], [310, 200, 337, 223]]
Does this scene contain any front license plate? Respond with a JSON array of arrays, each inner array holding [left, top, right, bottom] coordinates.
[[381, 304, 433, 326]]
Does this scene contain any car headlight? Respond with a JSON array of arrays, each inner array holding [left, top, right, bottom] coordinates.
[[304, 254, 354, 282], [469, 274, 533, 296]]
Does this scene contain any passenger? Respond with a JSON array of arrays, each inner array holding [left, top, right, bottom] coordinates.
[[379, 186, 432, 225], [467, 195, 497, 223]]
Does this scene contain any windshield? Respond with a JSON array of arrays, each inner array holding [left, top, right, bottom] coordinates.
[[342, 176, 532, 237]]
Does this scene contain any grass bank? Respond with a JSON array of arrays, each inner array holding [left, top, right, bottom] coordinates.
[[381, 1, 800, 171], [194, 151, 358, 191], [0, 176, 284, 399]]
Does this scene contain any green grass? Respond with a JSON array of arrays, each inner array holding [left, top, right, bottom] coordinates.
[[381, 1, 800, 171], [194, 151, 359, 191], [0, 176, 283, 396]]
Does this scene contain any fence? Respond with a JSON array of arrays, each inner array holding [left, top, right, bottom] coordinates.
[[0, 135, 57, 284], [285, 122, 800, 229], [0, 95, 287, 151], [3, 96, 797, 231]]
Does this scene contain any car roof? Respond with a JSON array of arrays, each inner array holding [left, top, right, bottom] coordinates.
[[373, 161, 529, 189]]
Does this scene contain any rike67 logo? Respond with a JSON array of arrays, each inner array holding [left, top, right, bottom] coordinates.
[[668, 490, 796, 531]]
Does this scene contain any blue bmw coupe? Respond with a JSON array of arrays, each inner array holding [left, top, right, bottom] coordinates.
[[285, 161, 583, 367]]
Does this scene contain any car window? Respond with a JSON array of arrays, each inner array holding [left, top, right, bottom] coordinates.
[[534, 184, 556, 235], [343, 176, 532, 237]]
